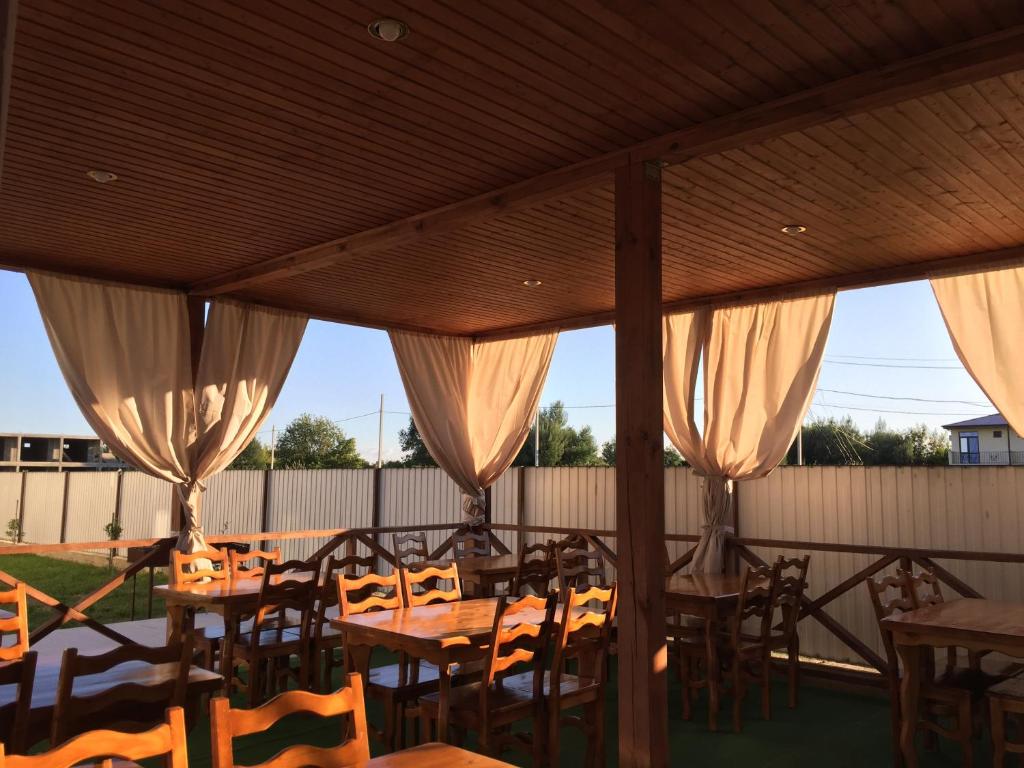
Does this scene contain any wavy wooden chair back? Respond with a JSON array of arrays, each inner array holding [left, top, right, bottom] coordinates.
[[316, 553, 376, 623], [171, 548, 230, 584], [452, 529, 490, 560], [392, 532, 429, 569], [555, 545, 606, 595], [0, 583, 29, 661], [906, 569, 944, 609], [2, 706, 188, 768], [337, 571, 404, 617], [729, 564, 775, 649], [229, 548, 282, 579], [51, 638, 193, 745], [401, 563, 462, 607], [551, 583, 618, 688], [867, 571, 916, 673], [0, 650, 36, 754], [511, 541, 555, 597], [210, 673, 370, 768], [251, 560, 319, 643], [481, 594, 556, 702], [773, 555, 810, 642]]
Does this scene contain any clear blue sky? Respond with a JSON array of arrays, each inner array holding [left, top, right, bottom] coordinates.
[[0, 271, 993, 463]]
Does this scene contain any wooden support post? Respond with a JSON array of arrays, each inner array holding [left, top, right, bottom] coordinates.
[[371, 467, 383, 573], [16, 470, 26, 543], [58, 471, 70, 544], [259, 468, 272, 553], [172, 296, 206, 533], [483, 486, 492, 525], [516, 467, 526, 555], [614, 158, 668, 768]]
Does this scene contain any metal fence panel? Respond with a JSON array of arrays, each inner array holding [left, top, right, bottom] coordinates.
[[21, 473, 64, 544]]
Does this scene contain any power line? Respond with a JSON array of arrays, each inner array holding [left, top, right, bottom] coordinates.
[[823, 359, 964, 370], [813, 402, 982, 417], [816, 389, 990, 407], [828, 353, 959, 363]]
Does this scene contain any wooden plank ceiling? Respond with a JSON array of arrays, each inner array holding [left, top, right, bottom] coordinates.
[[3, 0, 1024, 335]]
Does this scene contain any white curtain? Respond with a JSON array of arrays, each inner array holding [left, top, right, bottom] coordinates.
[[390, 330, 557, 524], [29, 273, 306, 552], [664, 294, 835, 573], [931, 266, 1024, 436]]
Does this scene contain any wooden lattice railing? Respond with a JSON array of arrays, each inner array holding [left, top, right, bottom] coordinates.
[[1, 521, 1018, 686]]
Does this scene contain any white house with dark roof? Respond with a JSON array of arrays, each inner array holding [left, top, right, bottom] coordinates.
[[943, 414, 1024, 466]]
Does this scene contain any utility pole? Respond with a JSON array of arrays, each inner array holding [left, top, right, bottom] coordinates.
[[377, 393, 384, 469], [534, 408, 540, 467], [270, 425, 276, 470]]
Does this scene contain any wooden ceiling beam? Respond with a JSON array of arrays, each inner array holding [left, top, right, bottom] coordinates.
[[190, 25, 1024, 297], [0, 0, 17, 190], [476, 243, 1024, 341]]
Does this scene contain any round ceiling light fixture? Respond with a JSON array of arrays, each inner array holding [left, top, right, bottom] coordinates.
[[780, 224, 807, 235], [522, 279, 542, 287], [86, 170, 118, 184], [368, 18, 409, 42]]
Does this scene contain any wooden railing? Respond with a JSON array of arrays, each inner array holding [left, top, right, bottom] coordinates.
[[1, 521, 1019, 687]]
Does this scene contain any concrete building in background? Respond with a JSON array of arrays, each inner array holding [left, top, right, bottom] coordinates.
[[0, 433, 125, 471], [943, 414, 1024, 466]]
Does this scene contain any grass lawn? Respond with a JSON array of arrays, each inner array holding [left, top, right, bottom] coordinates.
[[0, 553, 167, 629]]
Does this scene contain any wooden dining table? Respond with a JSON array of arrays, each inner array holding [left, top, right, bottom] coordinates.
[[664, 572, 758, 731], [332, 596, 568, 740], [455, 554, 519, 597], [363, 741, 515, 766], [154, 572, 316, 694], [0, 638, 221, 746], [882, 598, 1024, 767]]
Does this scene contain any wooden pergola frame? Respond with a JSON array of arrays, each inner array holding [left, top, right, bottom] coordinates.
[[3, 5, 1024, 766]]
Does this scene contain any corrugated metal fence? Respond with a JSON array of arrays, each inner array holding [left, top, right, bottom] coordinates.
[[3, 465, 1024, 667]]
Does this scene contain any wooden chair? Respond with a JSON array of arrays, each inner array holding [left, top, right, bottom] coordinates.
[[544, 583, 618, 768], [228, 548, 281, 579], [419, 593, 557, 762], [230, 559, 319, 706], [452, 529, 490, 560], [721, 564, 777, 733], [766, 554, 810, 708], [0, 650, 36, 755], [337, 571, 440, 751], [209, 673, 370, 768], [0, 583, 29, 662], [310, 553, 375, 692], [510, 541, 555, 597], [1, 706, 188, 768], [555, 544, 606, 594], [171, 548, 231, 670], [392, 532, 430, 568], [867, 571, 976, 767], [50, 638, 193, 745], [988, 676, 1024, 767], [400, 564, 462, 607]]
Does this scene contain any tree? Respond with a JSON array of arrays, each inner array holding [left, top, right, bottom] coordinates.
[[600, 440, 687, 467], [274, 414, 367, 469], [396, 417, 437, 467], [785, 417, 951, 466], [514, 402, 600, 466], [229, 437, 271, 469]]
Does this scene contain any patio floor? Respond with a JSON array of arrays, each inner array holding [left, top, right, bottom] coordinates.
[[40, 618, 982, 767]]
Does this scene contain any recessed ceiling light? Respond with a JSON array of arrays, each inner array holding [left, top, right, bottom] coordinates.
[[522, 279, 542, 287], [368, 18, 409, 42], [780, 224, 807, 235], [86, 170, 118, 184]]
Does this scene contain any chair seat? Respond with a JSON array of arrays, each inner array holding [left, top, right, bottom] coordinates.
[[367, 662, 441, 697], [420, 678, 534, 719], [503, 670, 601, 699], [988, 674, 1024, 701], [233, 629, 305, 657]]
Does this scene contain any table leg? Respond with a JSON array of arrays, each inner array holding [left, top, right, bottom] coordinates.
[[220, 605, 237, 696], [895, 642, 921, 768], [345, 642, 372, 681], [166, 603, 191, 644], [437, 662, 453, 743], [705, 614, 720, 732]]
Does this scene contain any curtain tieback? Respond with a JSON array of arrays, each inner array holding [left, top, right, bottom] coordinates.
[[700, 524, 735, 535]]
